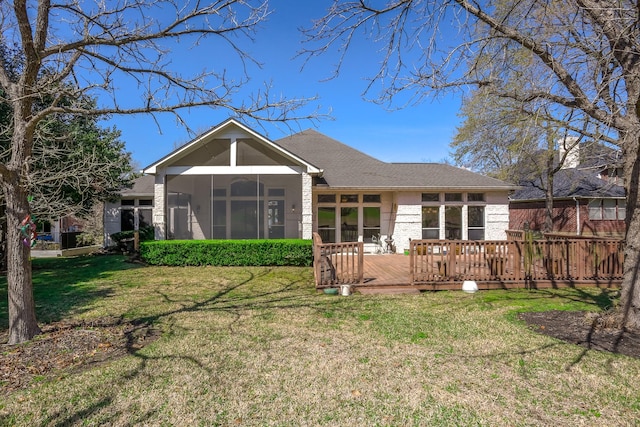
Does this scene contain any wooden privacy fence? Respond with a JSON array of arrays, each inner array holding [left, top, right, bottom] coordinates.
[[313, 232, 363, 288], [409, 238, 624, 286]]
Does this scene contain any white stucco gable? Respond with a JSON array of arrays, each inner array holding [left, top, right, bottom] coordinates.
[[143, 118, 321, 175]]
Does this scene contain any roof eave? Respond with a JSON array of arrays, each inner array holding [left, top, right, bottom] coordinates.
[[314, 185, 518, 191], [509, 195, 626, 202]]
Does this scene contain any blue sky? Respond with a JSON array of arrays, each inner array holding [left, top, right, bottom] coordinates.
[[106, 1, 463, 169]]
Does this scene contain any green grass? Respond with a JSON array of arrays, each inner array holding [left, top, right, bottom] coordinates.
[[1, 254, 638, 426]]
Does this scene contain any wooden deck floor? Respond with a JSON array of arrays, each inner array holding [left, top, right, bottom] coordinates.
[[357, 254, 421, 294], [362, 254, 411, 286]]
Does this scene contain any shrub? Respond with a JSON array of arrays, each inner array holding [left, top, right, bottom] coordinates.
[[110, 226, 155, 252], [140, 239, 313, 267], [76, 232, 96, 247]]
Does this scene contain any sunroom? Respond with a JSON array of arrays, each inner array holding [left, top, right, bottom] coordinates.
[[143, 119, 321, 241]]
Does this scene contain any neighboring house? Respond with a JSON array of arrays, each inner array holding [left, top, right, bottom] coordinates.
[[105, 119, 516, 252], [509, 143, 626, 237]]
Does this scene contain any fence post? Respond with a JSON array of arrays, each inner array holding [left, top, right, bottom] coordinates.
[[409, 240, 415, 285], [512, 241, 522, 282], [357, 242, 364, 284], [312, 232, 321, 288]]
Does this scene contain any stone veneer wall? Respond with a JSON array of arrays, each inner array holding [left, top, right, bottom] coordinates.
[[153, 173, 166, 240], [301, 172, 313, 239], [392, 192, 422, 253], [485, 192, 509, 240], [390, 191, 510, 250]]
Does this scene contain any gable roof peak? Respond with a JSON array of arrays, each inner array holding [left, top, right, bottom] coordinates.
[[143, 117, 320, 174]]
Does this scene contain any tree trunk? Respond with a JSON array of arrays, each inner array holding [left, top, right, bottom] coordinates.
[[3, 172, 41, 344], [621, 124, 640, 329], [544, 149, 554, 233]]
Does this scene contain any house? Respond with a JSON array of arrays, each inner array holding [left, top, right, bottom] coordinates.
[[104, 119, 517, 251], [509, 142, 626, 237], [103, 174, 155, 247]]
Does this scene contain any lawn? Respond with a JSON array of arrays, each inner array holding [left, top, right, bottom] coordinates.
[[1, 254, 639, 426]]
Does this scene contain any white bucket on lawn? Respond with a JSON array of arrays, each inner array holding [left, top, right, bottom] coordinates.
[[340, 285, 351, 296]]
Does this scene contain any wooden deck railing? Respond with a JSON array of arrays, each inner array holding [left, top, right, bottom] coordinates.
[[505, 230, 525, 241], [313, 232, 363, 288], [409, 238, 624, 286]]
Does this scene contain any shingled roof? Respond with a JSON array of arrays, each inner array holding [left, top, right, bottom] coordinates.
[[510, 168, 625, 201], [121, 174, 154, 197], [275, 129, 515, 190]]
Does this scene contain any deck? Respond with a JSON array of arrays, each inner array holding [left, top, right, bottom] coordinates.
[[313, 234, 624, 294], [359, 254, 419, 295], [363, 254, 411, 285]]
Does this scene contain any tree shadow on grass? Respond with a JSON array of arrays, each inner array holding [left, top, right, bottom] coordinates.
[[21, 266, 339, 427], [0, 254, 142, 330], [8, 258, 630, 426], [477, 286, 619, 313]]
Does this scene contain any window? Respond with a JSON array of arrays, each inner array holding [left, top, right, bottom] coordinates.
[[363, 207, 380, 242], [212, 200, 227, 238], [468, 193, 485, 202], [445, 206, 462, 239], [588, 200, 602, 220], [341, 207, 358, 241], [139, 209, 152, 229], [340, 194, 358, 203], [317, 194, 336, 203], [445, 193, 463, 202], [212, 188, 227, 239], [37, 221, 51, 233], [468, 206, 485, 240], [121, 198, 152, 232], [231, 179, 264, 197], [121, 209, 135, 231], [603, 199, 617, 220], [422, 193, 439, 202], [268, 200, 285, 238], [167, 192, 190, 239], [317, 207, 336, 242], [589, 199, 626, 220], [363, 194, 381, 203], [268, 189, 285, 239], [422, 206, 439, 239]]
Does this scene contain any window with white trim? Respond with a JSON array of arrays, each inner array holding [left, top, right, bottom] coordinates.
[[121, 198, 153, 231], [588, 198, 626, 220]]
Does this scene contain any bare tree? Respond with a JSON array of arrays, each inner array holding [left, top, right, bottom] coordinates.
[[302, 0, 640, 328], [453, 87, 593, 233], [1, 0, 317, 344], [451, 87, 544, 182]]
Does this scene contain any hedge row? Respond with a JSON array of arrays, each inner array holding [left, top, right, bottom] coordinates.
[[140, 239, 313, 266]]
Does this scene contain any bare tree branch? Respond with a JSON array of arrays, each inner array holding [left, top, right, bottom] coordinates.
[[300, 0, 640, 329], [0, 0, 322, 344]]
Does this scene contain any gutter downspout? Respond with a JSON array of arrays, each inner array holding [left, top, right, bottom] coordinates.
[[573, 197, 580, 235]]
